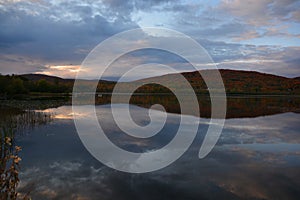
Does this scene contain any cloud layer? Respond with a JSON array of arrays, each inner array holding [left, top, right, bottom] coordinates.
[[0, 0, 299, 78]]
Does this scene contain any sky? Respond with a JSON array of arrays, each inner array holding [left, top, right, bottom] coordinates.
[[0, 0, 299, 80]]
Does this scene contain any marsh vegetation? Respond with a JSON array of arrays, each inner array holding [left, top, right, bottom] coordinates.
[[0, 106, 52, 200]]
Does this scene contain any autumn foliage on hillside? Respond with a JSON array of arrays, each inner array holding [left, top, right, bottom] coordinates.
[[0, 69, 299, 97], [129, 69, 300, 95]]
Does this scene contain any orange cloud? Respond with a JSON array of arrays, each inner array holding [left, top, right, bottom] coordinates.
[[38, 65, 82, 78]]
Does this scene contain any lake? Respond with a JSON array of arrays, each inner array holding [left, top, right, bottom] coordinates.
[[1, 95, 300, 200]]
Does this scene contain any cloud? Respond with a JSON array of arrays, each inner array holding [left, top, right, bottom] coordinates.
[[0, 54, 47, 74], [210, 45, 300, 77], [215, 0, 300, 41], [0, 0, 139, 74], [0, 0, 299, 78], [220, 0, 300, 26], [145, 0, 300, 43], [36, 40, 300, 79], [39, 65, 82, 78]]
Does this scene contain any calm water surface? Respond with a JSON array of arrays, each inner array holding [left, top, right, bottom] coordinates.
[[1, 96, 300, 200]]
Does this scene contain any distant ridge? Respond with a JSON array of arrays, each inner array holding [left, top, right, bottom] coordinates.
[[10, 69, 300, 95], [19, 74, 114, 84], [20, 74, 67, 82]]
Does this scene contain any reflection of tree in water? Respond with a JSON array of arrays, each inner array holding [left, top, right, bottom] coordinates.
[[0, 106, 52, 200]]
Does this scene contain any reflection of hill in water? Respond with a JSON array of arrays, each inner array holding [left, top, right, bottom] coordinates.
[[94, 95, 300, 119], [1, 95, 300, 120]]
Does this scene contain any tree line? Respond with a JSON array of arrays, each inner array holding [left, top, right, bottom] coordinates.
[[0, 74, 71, 96]]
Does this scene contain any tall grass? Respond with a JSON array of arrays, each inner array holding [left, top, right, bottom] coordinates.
[[0, 106, 52, 200]]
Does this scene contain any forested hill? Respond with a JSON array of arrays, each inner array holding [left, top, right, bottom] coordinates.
[[0, 69, 299, 96], [0, 74, 115, 95], [134, 69, 300, 95]]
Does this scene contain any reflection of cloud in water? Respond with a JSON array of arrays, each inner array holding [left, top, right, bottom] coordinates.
[[18, 145, 300, 200], [219, 113, 300, 145], [43, 106, 300, 141], [19, 161, 109, 200], [17, 105, 300, 199], [40, 107, 92, 120]]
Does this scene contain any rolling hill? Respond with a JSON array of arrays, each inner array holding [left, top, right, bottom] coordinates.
[[133, 69, 300, 95], [1, 69, 299, 96]]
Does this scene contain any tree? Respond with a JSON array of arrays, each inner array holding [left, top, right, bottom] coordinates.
[[6, 78, 27, 95], [37, 79, 50, 92]]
